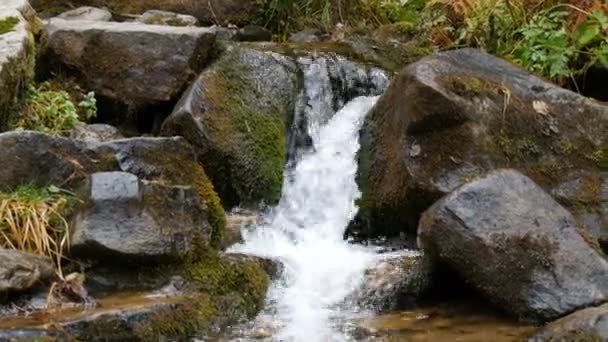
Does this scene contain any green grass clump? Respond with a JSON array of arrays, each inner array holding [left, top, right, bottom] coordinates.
[[0, 184, 78, 278], [0, 17, 19, 35], [13, 83, 97, 135]]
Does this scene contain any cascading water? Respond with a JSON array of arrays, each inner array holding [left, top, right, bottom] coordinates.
[[229, 56, 388, 341]]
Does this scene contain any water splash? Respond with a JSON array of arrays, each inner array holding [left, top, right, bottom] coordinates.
[[230, 96, 380, 341]]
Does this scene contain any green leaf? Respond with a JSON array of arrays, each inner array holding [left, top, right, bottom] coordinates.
[[575, 22, 601, 48]]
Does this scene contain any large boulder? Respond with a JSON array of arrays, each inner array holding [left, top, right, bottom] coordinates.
[[530, 303, 608, 341], [0, 0, 40, 131], [161, 46, 299, 208], [71, 171, 211, 261], [90, 137, 226, 247], [43, 18, 216, 123], [0, 131, 96, 190], [355, 48, 608, 240], [0, 249, 54, 292], [418, 169, 608, 322]]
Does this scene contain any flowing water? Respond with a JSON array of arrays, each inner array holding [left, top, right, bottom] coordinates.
[[230, 95, 381, 341], [226, 56, 532, 342]]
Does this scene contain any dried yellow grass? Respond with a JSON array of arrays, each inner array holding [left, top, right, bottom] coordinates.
[[0, 186, 73, 279]]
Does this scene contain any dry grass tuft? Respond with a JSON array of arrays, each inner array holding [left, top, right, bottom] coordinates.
[[0, 185, 75, 279]]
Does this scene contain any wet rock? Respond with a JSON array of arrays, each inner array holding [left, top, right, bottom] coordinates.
[[137, 9, 198, 26], [290, 53, 388, 163], [224, 253, 282, 279], [418, 169, 608, 322], [70, 123, 123, 143], [71, 171, 212, 261], [161, 46, 299, 208], [0, 249, 54, 293], [0, 131, 95, 190], [531, 303, 608, 341], [0, 291, 189, 341], [57, 6, 112, 21], [354, 252, 432, 311], [44, 18, 216, 120], [356, 48, 608, 240], [235, 25, 272, 41], [222, 210, 261, 250], [0, 0, 40, 131]]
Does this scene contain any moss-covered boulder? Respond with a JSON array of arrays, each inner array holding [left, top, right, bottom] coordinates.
[[43, 18, 216, 124], [161, 45, 299, 208], [0, 0, 42, 131], [91, 137, 226, 248], [419, 169, 608, 322], [355, 48, 608, 241], [31, 0, 256, 26], [134, 247, 270, 340]]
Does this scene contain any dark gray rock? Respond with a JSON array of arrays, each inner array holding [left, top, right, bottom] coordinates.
[[235, 25, 272, 41], [71, 171, 211, 261], [57, 6, 112, 21], [356, 48, 608, 240], [44, 18, 216, 117], [418, 169, 608, 322], [353, 252, 432, 312], [137, 9, 198, 26], [0, 249, 54, 292], [70, 123, 123, 143], [531, 303, 608, 341], [0, 131, 95, 190], [161, 46, 299, 207]]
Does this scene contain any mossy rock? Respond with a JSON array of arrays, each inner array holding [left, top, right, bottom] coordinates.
[[0, 2, 44, 131], [91, 137, 227, 248], [161, 45, 299, 208], [355, 48, 608, 242], [134, 244, 270, 340]]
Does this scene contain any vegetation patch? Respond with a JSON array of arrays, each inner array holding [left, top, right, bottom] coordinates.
[[0, 16, 19, 35], [135, 240, 269, 340], [12, 82, 97, 135], [0, 185, 79, 278]]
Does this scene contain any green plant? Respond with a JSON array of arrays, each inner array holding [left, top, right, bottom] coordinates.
[[0, 185, 77, 278], [0, 16, 19, 35], [78, 91, 97, 121], [13, 83, 97, 135], [511, 9, 575, 81], [574, 9, 608, 71]]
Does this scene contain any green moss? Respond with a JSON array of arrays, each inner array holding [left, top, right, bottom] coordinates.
[[202, 49, 287, 206], [0, 16, 19, 34], [193, 166, 226, 249], [445, 75, 503, 99], [590, 148, 608, 168], [135, 240, 269, 340]]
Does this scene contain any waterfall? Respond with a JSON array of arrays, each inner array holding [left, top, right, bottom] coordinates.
[[229, 56, 387, 341]]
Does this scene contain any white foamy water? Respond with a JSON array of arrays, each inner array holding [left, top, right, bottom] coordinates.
[[229, 96, 381, 341]]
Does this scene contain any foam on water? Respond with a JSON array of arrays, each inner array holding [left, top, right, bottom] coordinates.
[[230, 96, 380, 341]]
